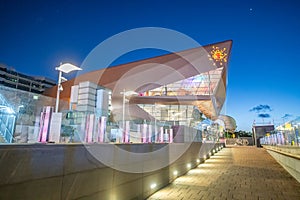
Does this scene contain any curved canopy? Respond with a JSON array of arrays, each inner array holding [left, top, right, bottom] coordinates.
[[217, 115, 237, 132]]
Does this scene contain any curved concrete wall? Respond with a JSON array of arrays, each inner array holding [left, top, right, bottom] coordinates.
[[264, 145, 300, 183], [0, 142, 223, 200]]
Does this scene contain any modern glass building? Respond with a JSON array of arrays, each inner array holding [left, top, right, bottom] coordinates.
[[0, 40, 234, 144], [42, 40, 233, 144]]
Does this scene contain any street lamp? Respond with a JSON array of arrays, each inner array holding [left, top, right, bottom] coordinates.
[[55, 63, 82, 113]]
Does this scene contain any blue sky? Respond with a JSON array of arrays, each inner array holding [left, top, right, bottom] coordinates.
[[1, 0, 300, 131]]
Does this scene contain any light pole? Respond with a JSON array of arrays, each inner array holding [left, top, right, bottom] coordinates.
[[55, 63, 82, 113]]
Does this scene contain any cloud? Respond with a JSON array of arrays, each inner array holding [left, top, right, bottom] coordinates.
[[250, 104, 272, 113], [258, 113, 271, 118], [282, 114, 292, 119]]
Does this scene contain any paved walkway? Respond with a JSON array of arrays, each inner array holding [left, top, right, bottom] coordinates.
[[147, 146, 300, 200]]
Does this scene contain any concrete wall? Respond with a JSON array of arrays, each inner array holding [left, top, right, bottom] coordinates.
[[225, 137, 253, 146], [0, 142, 223, 200], [264, 145, 300, 183]]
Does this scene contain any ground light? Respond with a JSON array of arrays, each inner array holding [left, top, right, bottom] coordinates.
[[169, 154, 213, 187], [150, 183, 157, 189], [187, 163, 191, 169], [173, 170, 178, 176]]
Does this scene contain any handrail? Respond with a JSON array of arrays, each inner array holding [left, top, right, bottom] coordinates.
[[263, 145, 300, 160]]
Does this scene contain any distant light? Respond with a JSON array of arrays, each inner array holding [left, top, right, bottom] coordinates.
[[173, 170, 178, 176], [203, 155, 207, 160], [213, 149, 216, 153], [187, 163, 191, 168], [33, 95, 39, 100], [196, 159, 200, 163], [209, 152, 212, 156], [150, 183, 157, 189]]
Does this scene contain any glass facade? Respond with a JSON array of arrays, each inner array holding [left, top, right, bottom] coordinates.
[[144, 68, 223, 97], [0, 79, 225, 144], [0, 85, 68, 143], [260, 117, 300, 146]]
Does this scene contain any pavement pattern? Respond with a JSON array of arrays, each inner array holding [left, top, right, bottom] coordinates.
[[147, 146, 300, 200]]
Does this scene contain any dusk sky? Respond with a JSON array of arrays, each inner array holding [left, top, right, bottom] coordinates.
[[1, 0, 300, 131]]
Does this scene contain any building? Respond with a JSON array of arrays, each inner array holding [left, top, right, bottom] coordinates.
[[259, 117, 300, 146], [0, 40, 233, 199], [252, 124, 275, 146], [0, 64, 56, 94], [44, 40, 232, 143]]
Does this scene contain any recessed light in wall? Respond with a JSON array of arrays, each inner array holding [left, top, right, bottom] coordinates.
[[173, 170, 178, 176], [150, 183, 157, 189]]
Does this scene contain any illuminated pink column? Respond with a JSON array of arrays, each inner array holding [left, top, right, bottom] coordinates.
[[148, 125, 152, 143], [98, 116, 106, 142], [136, 124, 141, 143], [38, 106, 52, 143], [142, 124, 147, 143], [38, 109, 45, 142], [85, 114, 94, 143], [124, 121, 130, 143], [159, 127, 164, 143], [169, 129, 173, 143], [163, 129, 169, 143], [153, 125, 157, 143]]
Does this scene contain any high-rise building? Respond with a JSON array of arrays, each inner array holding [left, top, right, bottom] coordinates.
[[0, 64, 56, 94]]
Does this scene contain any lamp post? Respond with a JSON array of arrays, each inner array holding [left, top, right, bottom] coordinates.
[[55, 63, 82, 113]]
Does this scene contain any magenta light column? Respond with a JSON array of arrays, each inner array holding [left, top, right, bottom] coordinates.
[[85, 114, 94, 143], [38, 106, 52, 143], [124, 121, 130, 143], [159, 127, 164, 143], [163, 129, 169, 143], [38, 109, 45, 142], [148, 124, 152, 143], [154, 125, 157, 143], [137, 124, 141, 143], [169, 129, 173, 143], [98, 116, 106, 142], [142, 124, 147, 143]]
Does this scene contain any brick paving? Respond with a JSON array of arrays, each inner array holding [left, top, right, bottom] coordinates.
[[147, 146, 300, 200]]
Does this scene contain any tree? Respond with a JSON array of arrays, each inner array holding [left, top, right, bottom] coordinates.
[[234, 130, 252, 137]]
